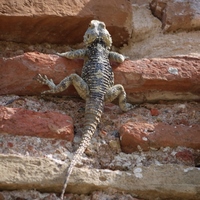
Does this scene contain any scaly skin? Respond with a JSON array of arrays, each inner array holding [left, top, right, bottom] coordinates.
[[36, 20, 134, 200]]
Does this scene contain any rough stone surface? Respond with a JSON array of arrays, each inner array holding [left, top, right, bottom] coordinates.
[[0, 190, 141, 200], [0, 154, 200, 200], [119, 122, 200, 153], [0, 106, 74, 140], [0, 0, 132, 47], [0, 1, 200, 199], [0, 52, 83, 96], [131, 4, 161, 43], [121, 29, 200, 60], [121, 3, 200, 60], [114, 56, 200, 102], [175, 149, 195, 166], [0, 95, 199, 166], [150, 0, 200, 32], [0, 52, 199, 103]]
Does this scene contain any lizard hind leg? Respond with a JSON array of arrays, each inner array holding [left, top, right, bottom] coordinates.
[[105, 84, 134, 112], [36, 73, 89, 100]]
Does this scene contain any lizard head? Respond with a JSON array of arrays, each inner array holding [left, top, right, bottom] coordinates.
[[83, 20, 112, 48]]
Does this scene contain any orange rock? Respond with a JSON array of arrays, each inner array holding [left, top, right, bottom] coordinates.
[[150, 108, 159, 116], [175, 149, 194, 166], [114, 57, 200, 102], [119, 122, 154, 152], [0, 0, 132, 47], [150, 0, 200, 32], [0, 52, 82, 96], [119, 122, 200, 153], [0, 52, 199, 103], [0, 106, 74, 140]]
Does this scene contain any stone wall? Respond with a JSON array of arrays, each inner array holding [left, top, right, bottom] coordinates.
[[0, 0, 132, 47], [0, 0, 200, 200]]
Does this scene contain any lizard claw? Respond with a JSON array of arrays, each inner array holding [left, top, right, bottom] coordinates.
[[41, 90, 52, 94], [124, 56, 130, 60], [36, 74, 56, 94], [56, 52, 63, 57], [122, 103, 138, 112], [125, 103, 134, 111], [36, 74, 45, 84], [36, 74, 53, 85]]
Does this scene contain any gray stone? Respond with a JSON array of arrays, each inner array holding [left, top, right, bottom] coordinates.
[[0, 154, 200, 200]]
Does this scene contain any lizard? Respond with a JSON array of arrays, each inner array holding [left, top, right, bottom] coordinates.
[[36, 20, 134, 200]]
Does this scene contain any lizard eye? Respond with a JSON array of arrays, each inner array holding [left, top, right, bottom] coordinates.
[[99, 23, 105, 29], [88, 22, 95, 28]]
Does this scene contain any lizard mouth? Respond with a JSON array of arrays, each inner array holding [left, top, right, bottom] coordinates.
[[84, 32, 112, 48], [84, 34, 100, 44], [83, 20, 112, 48]]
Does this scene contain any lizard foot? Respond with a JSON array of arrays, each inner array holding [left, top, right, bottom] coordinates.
[[36, 74, 54, 85], [36, 74, 56, 94], [122, 103, 138, 112], [56, 52, 65, 57]]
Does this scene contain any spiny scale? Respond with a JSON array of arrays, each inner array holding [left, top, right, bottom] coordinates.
[[60, 38, 111, 200]]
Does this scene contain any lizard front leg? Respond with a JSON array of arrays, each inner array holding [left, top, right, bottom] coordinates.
[[105, 84, 134, 112], [36, 73, 89, 100], [56, 49, 86, 59], [109, 51, 128, 63]]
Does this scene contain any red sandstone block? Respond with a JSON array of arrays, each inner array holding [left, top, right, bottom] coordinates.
[[0, 52, 199, 103], [119, 122, 200, 153], [0, 106, 74, 141]]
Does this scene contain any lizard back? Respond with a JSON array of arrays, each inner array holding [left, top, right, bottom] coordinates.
[[82, 38, 114, 96], [80, 37, 114, 145]]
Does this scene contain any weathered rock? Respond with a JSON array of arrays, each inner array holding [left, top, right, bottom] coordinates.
[[175, 149, 195, 166], [119, 122, 153, 152], [0, 52, 199, 103], [0, 0, 132, 47], [116, 56, 200, 102], [0, 190, 141, 200], [150, 0, 200, 32], [121, 29, 200, 60], [0, 106, 74, 140], [150, 108, 159, 116], [0, 154, 200, 200], [131, 4, 161, 42], [119, 122, 200, 153], [0, 52, 83, 96]]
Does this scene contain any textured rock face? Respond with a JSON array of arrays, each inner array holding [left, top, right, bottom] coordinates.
[[150, 0, 200, 32], [0, 52, 83, 96], [0, 1, 200, 199], [0, 154, 200, 200], [115, 56, 200, 102], [131, 4, 161, 43], [0, 0, 132, 47], [0, 52, 199, 102], [120, 1, 200, 60], [119, 122, 200, 153], [0, 106, 74, 140]]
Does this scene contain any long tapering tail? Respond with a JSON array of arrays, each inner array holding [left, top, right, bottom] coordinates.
[[60, 97, 104, 200]]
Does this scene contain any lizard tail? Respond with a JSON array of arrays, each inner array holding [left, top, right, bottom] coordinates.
[[60, 97, 104, 200]]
